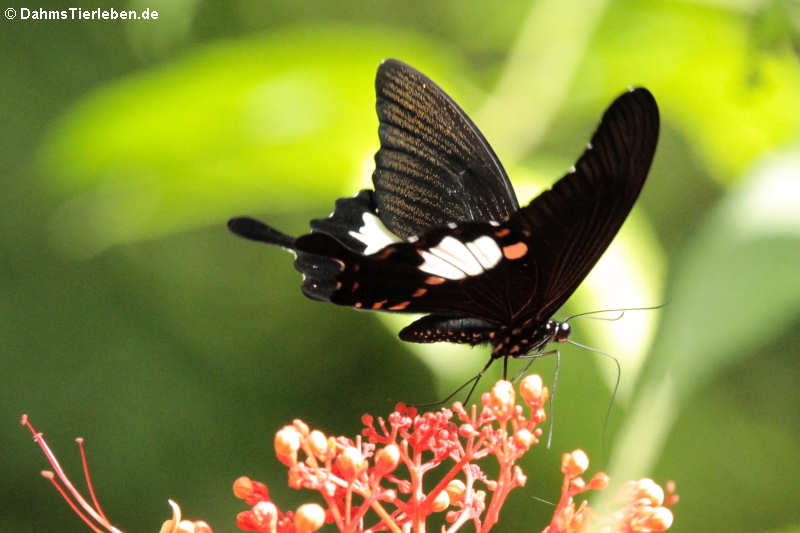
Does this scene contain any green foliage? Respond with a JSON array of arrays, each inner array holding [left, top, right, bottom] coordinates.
[[3, 1, 800, 533]]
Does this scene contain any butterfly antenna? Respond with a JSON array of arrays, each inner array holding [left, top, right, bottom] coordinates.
[[563, 303, 666, 323], [413, 357, 495, 409], [564, 339, 621, 450]]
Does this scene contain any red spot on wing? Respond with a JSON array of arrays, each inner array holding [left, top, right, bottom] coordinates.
[[388, 301, 411, 311], [495, 228, 511, 237], [412, 288, 428, 297], [372, 299, 388, 309], [425, 276, 446, 285]]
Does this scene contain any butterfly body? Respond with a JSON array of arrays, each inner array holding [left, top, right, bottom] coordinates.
[[229, 59, 659, 369]]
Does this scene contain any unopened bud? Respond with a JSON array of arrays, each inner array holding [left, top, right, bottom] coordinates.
[[275, 426, 302, 466], [446, 479, 466, 502], [375, 444, 400, 474], [252, 501, 278, 529], [589, 472, 609, 490], [308, 430, 328, 458], [293, 419, 310, 435], [519, 375, 545, 407], [294, 503, 326, 533], [233, 476, 253, 499], [633, 507, 673, 531], [562, 449, 589, 478], [431, 490, 450, 512], [458, 424, 477, 438], [514, 428, 536, 449], [336, 446, 365, 480], [636, 478, 665, 506], [489, 380, 515, 417]]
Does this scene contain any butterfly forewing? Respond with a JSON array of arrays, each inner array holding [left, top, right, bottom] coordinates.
[[372, 59, 519, 238], [507, 88, 659, 321]]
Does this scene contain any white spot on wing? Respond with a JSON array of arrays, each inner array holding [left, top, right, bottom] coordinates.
[[418, 235, 503, 279], [348, 212, 401, 254], [429, 236, 483, 276], [465, 236, 502, 269], [419, 250, 466, 279], [489, 221, 500, 227]]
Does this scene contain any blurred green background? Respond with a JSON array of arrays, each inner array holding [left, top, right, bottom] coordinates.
[[4, 0, 800, 532]]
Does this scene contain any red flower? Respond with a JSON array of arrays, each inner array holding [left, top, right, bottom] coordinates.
[[235, 376, 550, 533]]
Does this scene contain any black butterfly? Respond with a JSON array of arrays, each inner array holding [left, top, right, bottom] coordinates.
[[229, 59, 659, 384]]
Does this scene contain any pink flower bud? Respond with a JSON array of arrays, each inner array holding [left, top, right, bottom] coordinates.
[[561, 449, 589, 478], [589, 472, 609, 490], [489, 380, 515, 417], [514, 428, 536, 449], [233, 476, 253, 499], [431, 490, 450, 512], [446, 479, 466, 502], [275, 426, 302, 466], [375, 444, 400, 474], [519, 375, 546, 407], [293, 419, 310, 436], [294, 503, 326, 533], [633, 507, 673, 531], [252, 501, 278, 530], [336, 446, 365, 480], [308, 430, 328, 458], [458, 424, 477, 438], [636, 478, 665, 506]]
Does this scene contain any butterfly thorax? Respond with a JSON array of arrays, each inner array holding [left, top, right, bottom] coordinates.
[[490, 319, 571, 358]]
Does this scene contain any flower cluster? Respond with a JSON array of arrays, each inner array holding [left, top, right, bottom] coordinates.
[[235, 376, 550, 533], [544, 449, 678, 533], [22, 376, 678, 533]]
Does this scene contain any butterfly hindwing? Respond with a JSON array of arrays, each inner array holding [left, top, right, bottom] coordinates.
[[372, 59, 519, 238], [293, 217, 543, 322]]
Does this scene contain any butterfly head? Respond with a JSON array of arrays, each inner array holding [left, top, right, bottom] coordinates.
[[549, 320, 571, 343]]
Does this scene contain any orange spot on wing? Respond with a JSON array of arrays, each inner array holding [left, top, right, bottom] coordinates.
[[372, 299, 388, 309], [388, 301, 411, 311], [412, 288, 428, 297], [495, 228, 511, 237], [354, 302, 363, 308], [502, 242, 528, 260], [425, 276, 446, 285]]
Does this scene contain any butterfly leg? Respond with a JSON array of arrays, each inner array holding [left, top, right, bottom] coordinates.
[[413, 356, 497, 408]]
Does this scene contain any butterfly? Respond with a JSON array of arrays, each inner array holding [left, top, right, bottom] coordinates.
[[229, 59, 659, 384]]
